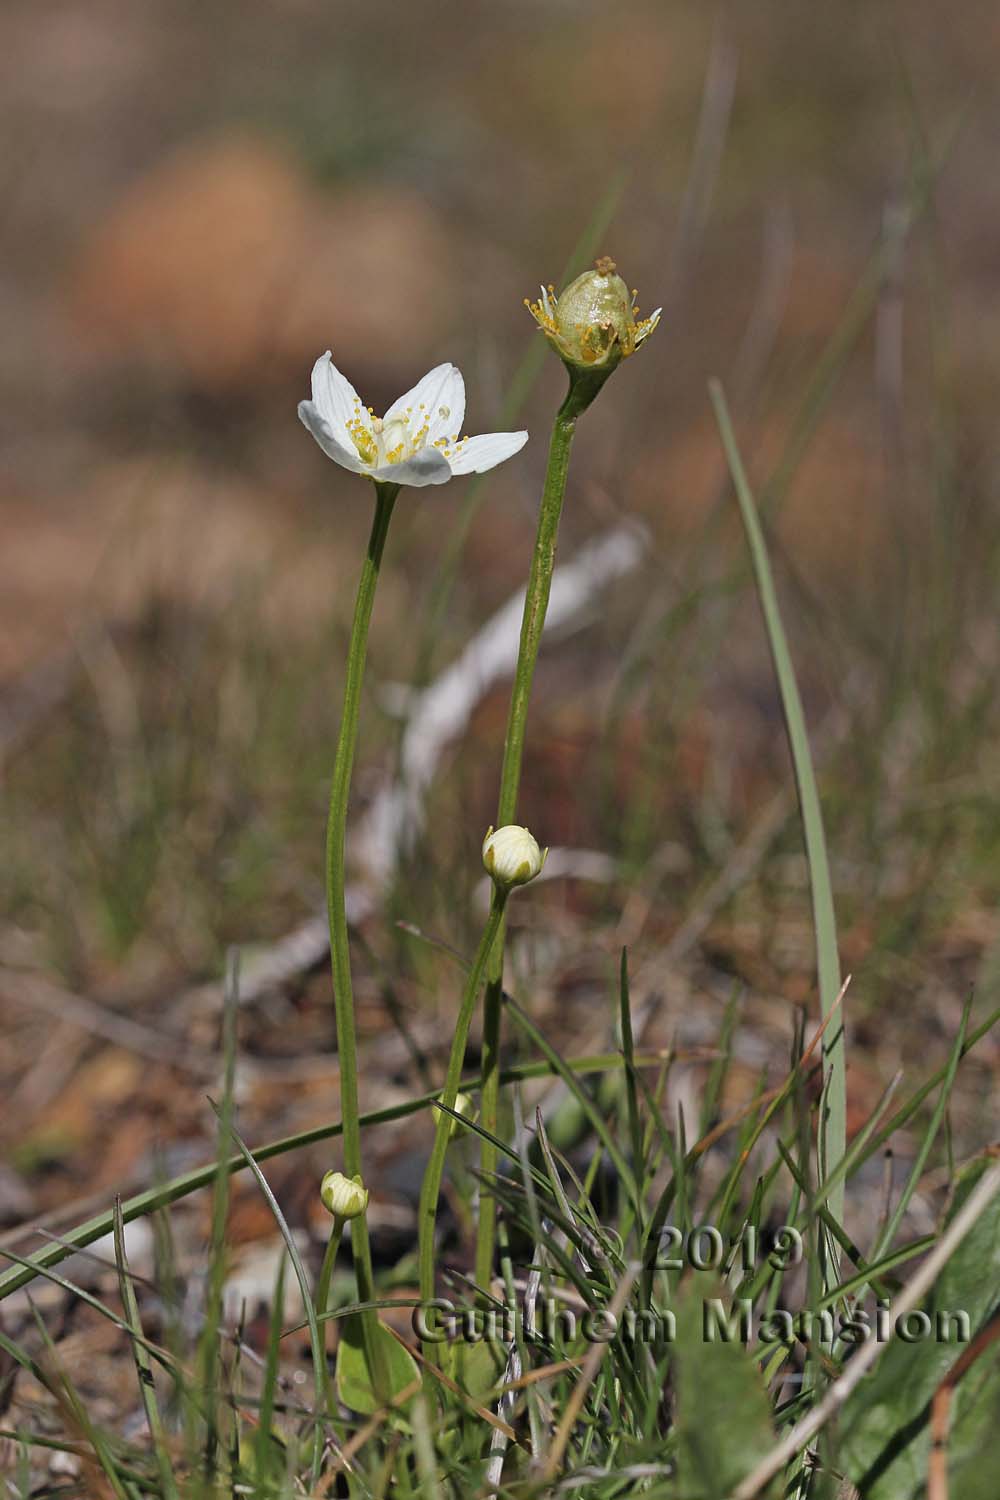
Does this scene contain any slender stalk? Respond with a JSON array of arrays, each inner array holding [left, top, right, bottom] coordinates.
[[316, 1216, 345, 1410], [475, 368, 606, 1292], [325, 479, 399, 1399], [418, 893, 507, 1358], [315, 1220, 346, 1335]]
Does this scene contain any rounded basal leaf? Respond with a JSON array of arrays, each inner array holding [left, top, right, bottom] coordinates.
[[336, 1314, 419, 1414]]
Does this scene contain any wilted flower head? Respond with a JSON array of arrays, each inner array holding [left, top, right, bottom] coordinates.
[[526, 257, 660, 372], [300, 356, 528, 488], [482, 824, 546, 892], [320, 1170, 369, 1220]]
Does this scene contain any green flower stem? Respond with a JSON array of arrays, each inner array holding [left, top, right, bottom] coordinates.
[[315, 1215, 345, 1409], [417, 892, 508, 1359], [325, 479, 399, 1401], [475, 366, 610, 1292]]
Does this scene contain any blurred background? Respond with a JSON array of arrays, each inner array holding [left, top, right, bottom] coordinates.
[[2, 0, 998, 1249]]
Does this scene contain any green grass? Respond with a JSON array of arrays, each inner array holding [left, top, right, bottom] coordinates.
[[1, 958, 997, 1495]]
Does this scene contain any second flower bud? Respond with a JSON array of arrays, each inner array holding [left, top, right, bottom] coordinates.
[[482, 824, 546, 892], [320, 1170, 369, 1220]]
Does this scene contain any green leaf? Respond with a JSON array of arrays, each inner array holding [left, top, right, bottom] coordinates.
[[449, 1339, 505, 1403], [673, 1276, 775, 1498], [336, 1316, 420, 1415], [839, 1155, 1000, 1498], [944, 1350, 1000, 1500]]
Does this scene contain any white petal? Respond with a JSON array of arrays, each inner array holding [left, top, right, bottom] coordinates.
[[369, 448, 452, 487], [427, 366, 466, 445], [310, 352, 368, 446], [298, 401, 367, 473], [384, 363, 464, 444], [445, 430, 528, 476], [635, 308, 662, 346]]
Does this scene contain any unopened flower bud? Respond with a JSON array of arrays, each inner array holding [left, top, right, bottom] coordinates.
[[526, 257, 661, 373], [320, 1170, 369, 1220], [446, 1091, 476, 1139], [482, 824, 546, 892]]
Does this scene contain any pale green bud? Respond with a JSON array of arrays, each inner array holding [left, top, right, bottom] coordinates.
[[445, 1091, 476, 1139], [526, 256, 661, 372], [320, 1170, 368, 1220], [482, 824, 546, 891]]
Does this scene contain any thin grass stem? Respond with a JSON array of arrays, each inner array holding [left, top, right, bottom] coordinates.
[[709, 381, 846, 1257]]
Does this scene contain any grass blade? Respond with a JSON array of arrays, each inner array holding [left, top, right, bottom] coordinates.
[[113, 1197, 178, 1500], [710, 378, 846, 1247], [218, 1113, 330, 1486], [254, 1249, 289, 1492], [0, 1052, 656, 1306], [505, 994, 642, 1217], [618, 949, 645, 1244], [197, 947, 239, 1475], [869, 992, 973, 1267], [28, 1301, 132, 1500]]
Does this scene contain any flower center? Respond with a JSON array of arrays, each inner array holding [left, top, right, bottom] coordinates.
[[346, 399, 443, 468]]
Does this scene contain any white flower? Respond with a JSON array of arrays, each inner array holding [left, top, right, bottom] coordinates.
[[320, 1170, 369, 1220], [482, 824, 547, 891], [299, 354, 528, 488]]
